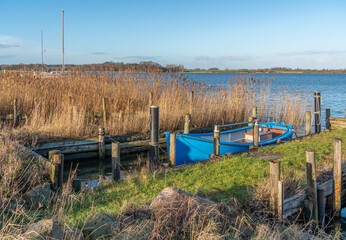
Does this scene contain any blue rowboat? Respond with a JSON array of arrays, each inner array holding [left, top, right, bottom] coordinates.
[[165, 122, 294, 166]]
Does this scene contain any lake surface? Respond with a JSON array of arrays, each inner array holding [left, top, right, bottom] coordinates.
[[185, 72, 346, 130]]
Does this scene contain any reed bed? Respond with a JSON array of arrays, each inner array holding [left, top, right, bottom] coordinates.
[[0, 71, 310, 142]]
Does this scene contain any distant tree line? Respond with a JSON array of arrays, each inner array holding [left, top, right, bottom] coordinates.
[[185, 67, 346, 73], [0, 61, 185, 72]]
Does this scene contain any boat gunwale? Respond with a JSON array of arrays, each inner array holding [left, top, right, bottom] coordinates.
[[165, 122, 294, 147]]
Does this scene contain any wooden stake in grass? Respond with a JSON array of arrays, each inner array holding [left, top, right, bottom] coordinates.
[[325, 108, 331, 130], [253, 120, 259, 147], [305, 111, 311, 136], [278, 180, 284, 220], [317, 188, 325, 227], [169, 132, 176, 166], [333, 138, 342, 216], [184, 114, 191, 134], [54, 154, 64, 192], [112, 142, 120, 181], [149, 106, 160, 170], [213, 125, 220, 156], [306, 149, 318, 223], [98, 127, 105, 178], [270, 160, 280, 215]]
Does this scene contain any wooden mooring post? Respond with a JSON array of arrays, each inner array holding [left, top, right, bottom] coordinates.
[[333, 138, 342, 216], [305, 111, 311, 136], [13, 99, 18, 127], [98, 127, 105, 178], [306, 150, 318, 223], [278, 180, 284, 220], [253, 120, 259, 147], [184, 114, 191, 134], [54, 154, 64, 192], [326, 108, 331, 130], [213, 125, 220, 156], [314, 91, 321, 133], [252, 106, 257, 120], [270, 160, 280, 215], [149, 106, 160, 169], [111, 142, 121, 181], [169, 132, 176, 166]]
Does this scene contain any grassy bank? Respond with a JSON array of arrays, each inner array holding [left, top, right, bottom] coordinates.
[[0, 71, 309, 143], [1, 129, 345, 238]]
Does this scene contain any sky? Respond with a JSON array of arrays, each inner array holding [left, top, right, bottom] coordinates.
[[1, 0, 346, 69]]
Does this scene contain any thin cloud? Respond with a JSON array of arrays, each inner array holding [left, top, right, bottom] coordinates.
[[278, 50, 346, 56], [113, 56, 161, 61], [0, 43, 20, 48], [88, 52, 109, 55]]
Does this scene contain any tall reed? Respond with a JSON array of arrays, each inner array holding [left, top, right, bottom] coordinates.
[[0, 71, 310, 141]]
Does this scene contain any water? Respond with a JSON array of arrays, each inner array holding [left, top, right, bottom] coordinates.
[[185, 72, 346, 130], [69, 72, 345, 185]]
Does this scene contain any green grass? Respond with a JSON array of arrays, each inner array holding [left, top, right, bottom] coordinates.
[[60, 129, 346, 226]]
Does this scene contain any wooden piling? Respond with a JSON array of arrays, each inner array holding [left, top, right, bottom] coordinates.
[[270, 160, 280, 215], [189, 90, 194, 115], [314, 92, 321, 133], [102, 97, 107, 126], [169, 133, 176, 166], [149, 106, 160, 169], [213, 125, 220, 156], [253, 120, 259, 147], [13, 99, 18, 127], [317, 188, 325, 226], [111, 142, 120, 181], [333, 138, 342, 216], [306, 149, 318, 223], [98, 127, 105, 177], [278, 180, 284, 220], [326, 108, 331, 130], [54, 154, 64, 192], [184, 114, 191, 134], [248, 116, 253, 126], [305, 111, 311, 136], [252, 106, 258, 120]]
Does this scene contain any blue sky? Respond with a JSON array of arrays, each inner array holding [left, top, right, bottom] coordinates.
[[1, 0, 346, 69]]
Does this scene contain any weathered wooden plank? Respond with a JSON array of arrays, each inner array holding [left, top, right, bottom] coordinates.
[[283, 191, 306, 216], [306, 150, 318, 223], [333, 138, 342, 216]]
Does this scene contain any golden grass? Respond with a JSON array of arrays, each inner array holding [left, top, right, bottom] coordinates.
[[0, 71, 310, 142]]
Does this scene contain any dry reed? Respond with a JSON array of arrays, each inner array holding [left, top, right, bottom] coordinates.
[[0, 71, 310, 142]]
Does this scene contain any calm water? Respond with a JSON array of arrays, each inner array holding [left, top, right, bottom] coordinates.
[[186, 72, 346, 130]]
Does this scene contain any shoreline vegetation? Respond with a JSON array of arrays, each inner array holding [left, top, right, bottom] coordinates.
[[0, 71, 309, 143], [1, 128, 345, 239], [1, 62, 346, 73]]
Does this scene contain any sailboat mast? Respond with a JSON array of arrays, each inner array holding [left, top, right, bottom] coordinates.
[[62, 10, 64, 72]]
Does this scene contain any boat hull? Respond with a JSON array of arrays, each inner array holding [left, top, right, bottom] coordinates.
[[166, 122, 294, 166]]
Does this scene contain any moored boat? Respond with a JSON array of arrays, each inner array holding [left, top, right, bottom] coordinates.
[[165, 122, 294, 166]]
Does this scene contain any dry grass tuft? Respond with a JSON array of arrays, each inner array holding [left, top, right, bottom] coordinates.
[[0, 71, 310, 142]]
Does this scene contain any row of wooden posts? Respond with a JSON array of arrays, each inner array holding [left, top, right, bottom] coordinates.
[[270, 138, 344, 223]]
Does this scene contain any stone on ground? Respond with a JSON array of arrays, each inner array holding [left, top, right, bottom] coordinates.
[[84, 212, 115, 240], [22, 183, 53, 209], [63, 227, 84, 240], [22, 219, 63, 240]]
